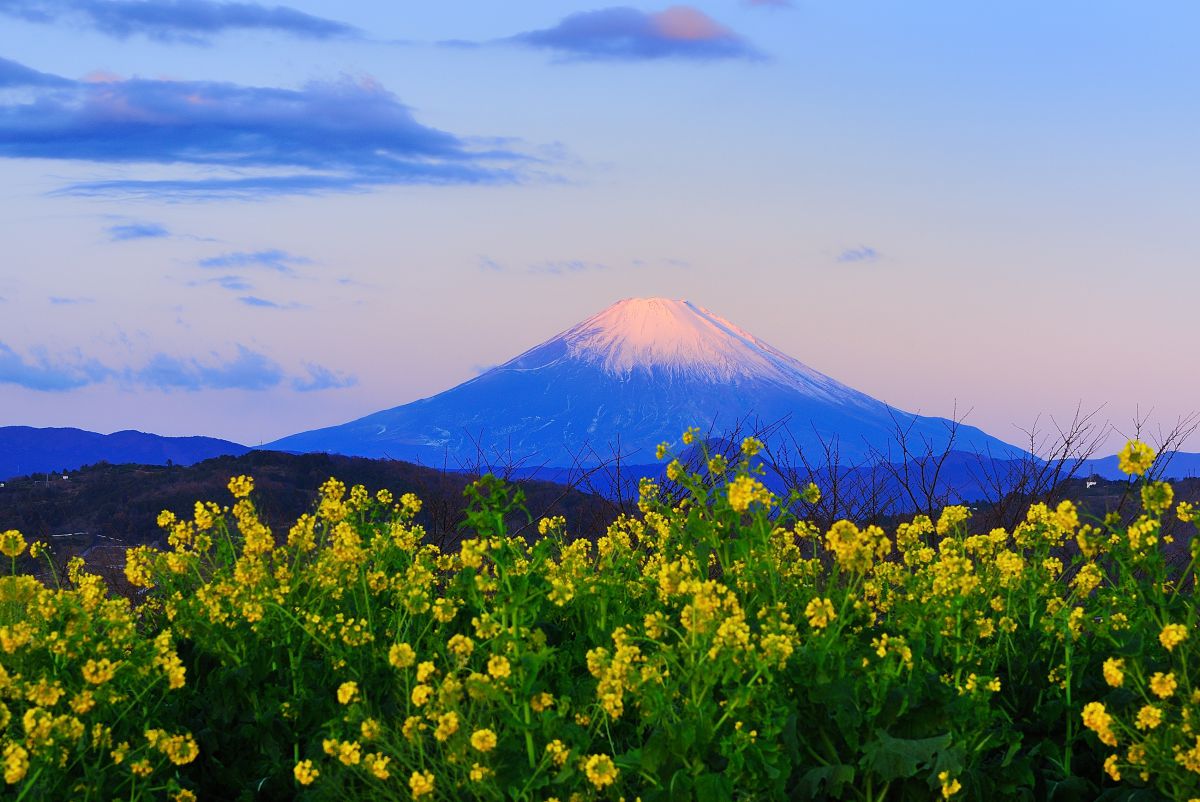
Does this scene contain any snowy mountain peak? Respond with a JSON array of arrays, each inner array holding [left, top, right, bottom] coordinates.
[[268, 295, 1024, 467], [556, 297, 846, 394]]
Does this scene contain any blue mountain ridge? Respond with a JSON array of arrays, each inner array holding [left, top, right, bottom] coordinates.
[[0, 426, 249, 481]]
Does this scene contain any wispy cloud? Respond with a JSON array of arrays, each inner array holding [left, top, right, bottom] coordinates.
[[48, 296, 93, 305], [134, 345, 283, 390], [482, 255, 668, 276], [507, 6, 763, 62], [836, 246, 881, 264], [106, 221, 169, 241], [0, 341, 347, 392], [0, 0, 358, 43], [0, 59, 532, 199], [0, 342, 111, 391], [292, 363, 356, 392], [528, 259, 607, 276], [237, 295, 303, 309], [199, 249, 310, 274], [186, 274, 253, 291]]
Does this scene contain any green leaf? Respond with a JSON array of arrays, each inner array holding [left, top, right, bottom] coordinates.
[[1046, 774, 1098, 802], [859, 730, 950, 781], [695, 772, 734, 802], [797, 764, 856, 799]]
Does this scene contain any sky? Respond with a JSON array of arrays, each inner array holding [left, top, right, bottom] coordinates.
[[1, 1, 1198, 451]]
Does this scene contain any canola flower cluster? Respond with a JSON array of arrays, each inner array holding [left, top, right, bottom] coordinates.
[[2, 437, 1199, 800]]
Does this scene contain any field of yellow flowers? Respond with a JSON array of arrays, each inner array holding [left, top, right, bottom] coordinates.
[[1, 434, 1198, 801]]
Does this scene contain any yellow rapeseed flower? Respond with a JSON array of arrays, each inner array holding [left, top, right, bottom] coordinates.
[[0, 530, 26, 559], [337, 681, 358, 705], [938, 770, 962, 798], [365, 752, 391, 780], [727, 475, 771, 513], [409, 769, 435, 798], [389, 642, 417, 669], [2, 743, 29, 784], [805, 597, 837, 629], [936, 506, 970, 537], [293, 759, 319, 785], [1102, 658, 1125, 688], [741, 436, 763, 457], [1135, 704, 1163, 730], [1160, 623, 1188, 652], [448, 634, 475, 661], [227, 475, 254, 499], [433, 711, 459, 742], [1118, 440, 1155, 476], [583, 753, 619, 789], [546, 739, 570, 766], [82, 658, 117, 685], [470, 728, 497, 752], [1150, 672, 1177, 699], [1081, 702, 1118, 747], [487, 655, 511, 680], [1141, 481, 1174, 515], [411, 684, 433, 707]]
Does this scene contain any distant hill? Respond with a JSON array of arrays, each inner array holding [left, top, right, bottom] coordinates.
[[0, 450, 619, 586], [1081, 451, 1200, 480], [0, 426, 250, 481]]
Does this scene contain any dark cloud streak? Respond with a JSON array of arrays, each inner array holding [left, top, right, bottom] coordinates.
[[0, 0, 358, 43], [0, 58, 531, 199], [198, 249, 310, 274], [106, 221, 169, 240], [836, 247, 881, 264], [0, 341, 349, 392]]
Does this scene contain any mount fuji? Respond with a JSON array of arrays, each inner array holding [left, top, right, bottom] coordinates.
[[266, 298, 1022, 467]]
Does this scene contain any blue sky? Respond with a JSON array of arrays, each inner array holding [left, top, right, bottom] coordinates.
[[1, 2, 1198, 447]]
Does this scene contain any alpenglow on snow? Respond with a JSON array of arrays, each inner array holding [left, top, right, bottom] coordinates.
[[266, 297, 1020, 467]]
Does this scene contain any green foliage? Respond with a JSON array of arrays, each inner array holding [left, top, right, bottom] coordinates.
[[0, 437, 1192, 801]]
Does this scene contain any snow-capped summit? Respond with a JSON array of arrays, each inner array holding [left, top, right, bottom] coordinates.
[[267, 297, 1020, 467], [565, 297, 770, 380], [559, 298, 852, 400]]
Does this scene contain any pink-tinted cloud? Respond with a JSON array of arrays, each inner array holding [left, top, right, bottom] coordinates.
[[651, 6, 729, 41], [508, 6, 762, 61]]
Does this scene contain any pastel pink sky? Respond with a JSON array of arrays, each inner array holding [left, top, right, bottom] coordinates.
[[0, 1, 1197, 453]]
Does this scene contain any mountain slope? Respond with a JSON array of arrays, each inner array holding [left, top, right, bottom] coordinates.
[[0, 426, 249, 481], [268, 297, 1023, 466]]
